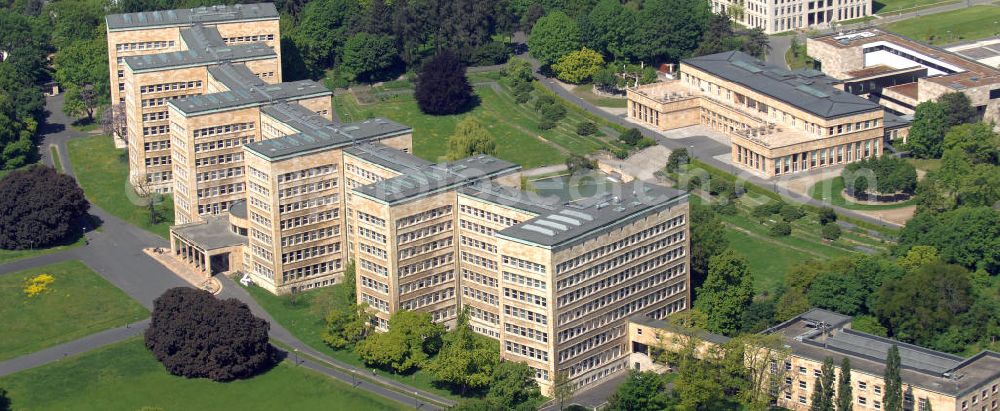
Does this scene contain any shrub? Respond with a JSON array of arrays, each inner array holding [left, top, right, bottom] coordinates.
[[576, 121, 598, 136], [619, 128, 642, 146], [665, 148, 690, 173], [635, 137, 656, 149], [612, 147, 629, 159], [23, 273, 55, 297], [514, 91, 532, 104], [537, 119, 556, 130], [145, 288, 273, 381], [470, 41, 510, 66], [533, 95, 557, 111], [770, 221, 792, 236], [821, 223, 842, 240], [565, 154, 595, 174], [552, 47, 605, 84], [540, 103, 567, 122], [415, 50, 474, 115], [779, 204, 805, 222], [818, 207, 837, 225], [0, 166, 90, 250]]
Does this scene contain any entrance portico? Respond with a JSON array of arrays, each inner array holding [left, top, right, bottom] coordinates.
[[169, 214, 247, 276]]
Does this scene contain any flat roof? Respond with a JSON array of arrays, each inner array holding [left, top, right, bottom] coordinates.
[[352, 155, 521, 205], [179, 24, 226, 50], [123, 42, 274, 72], [497, 183, 688, 250], [172, 215, 247, 251], [628, 315, 732, 345], [812, 29, 1000, 90], [106, 3, 278, 31], [682, 51, 882, 119], [167, 81, 330, 116], [459, 181, 561, 216], [344, 143, 432, 174], [883, 82, 920, 100], [207, 63, 266, 91], [767, 308, 1000, 396], [246, 109, 412, 161]]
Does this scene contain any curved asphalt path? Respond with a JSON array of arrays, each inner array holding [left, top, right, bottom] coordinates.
[[0, 95, 451, 410]]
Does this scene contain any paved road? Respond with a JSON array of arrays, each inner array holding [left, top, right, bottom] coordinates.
[[0, 95, 453, 410]]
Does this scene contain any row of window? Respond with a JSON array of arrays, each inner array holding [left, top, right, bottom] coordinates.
[[279, 194, 338, 214], [281, 243, 339, 264], [400, 287, 455, 311], [462, 251, 497, 270], [397, 221, 452, 244], [505, 322, 548, 343], [557, 232, 685, 291], [502, 255, 546, 274], [356, 211, 386, 227], [279, 209, 338, 231], [361, 276, 389, 294], [399, 237, 453, 260], [398, 270, 454, 295], [144, 156, 171, 166], [115, 40, 174, 52], [142, 111, 168, 122], [194, 152, 241, 167], [278, 179, 336, 199], [196, 166, 242, 183], [504, 305, 547, 325], [459, 204, 521, 227], [222, 34, 275, 44], [460, 235, 496, 254], [399, 253, 454, 277], [139, 80, 201, 95], [144, 140, 170, 151], [193, 136, 253, 153], [280, 226, 338, 247], [359, 258, 388, 276], [504, 287, 547, 307], [462, 269, 498, 289], [196, 182, 243, 199], [141, 94, 192, 108], [558, 278, 685, 327], [556, 214, 685, 274], [396, 205, 452, 229], [361, 292, 389, 313], [459, 219, 495, 236], [503, 271, 546, 290], [558, 241, 685, 307], [359, 226, 387, 244], [558, 326, 625, 364], [282, 259, 341, 283], [462, 286, 498, 306], [194, 122, 255, 138], [278, 164, 335, 183], [504, 341, 549, 362]]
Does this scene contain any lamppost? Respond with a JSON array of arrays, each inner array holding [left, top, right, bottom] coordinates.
[[414, 392, 420, 409], [351, 369, 357, 386], [293, 348, 299, 366]]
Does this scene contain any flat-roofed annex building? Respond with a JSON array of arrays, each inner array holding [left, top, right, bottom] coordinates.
[[627, 51, 890, 178], [808, 29, 1000, 136], [106, 3, 281, 192], [626, 309, 1000, 411], [710, 0, 872, 34]]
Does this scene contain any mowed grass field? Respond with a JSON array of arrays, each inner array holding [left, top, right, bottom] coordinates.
[[67, 135, 174, 238], [0, 338, 410, 411], [874, 0, 958, 14], [334, 71, 620, 169], [0, 260, 148, 361], [884, 5, 1000, 45]]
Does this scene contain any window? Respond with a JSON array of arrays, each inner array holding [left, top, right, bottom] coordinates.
[[799, 396, 807, 404], [859, 381, 867, 390], [799, 366, 807, 374], [859, 397, 867, 405], [799, 380, 807, 389]]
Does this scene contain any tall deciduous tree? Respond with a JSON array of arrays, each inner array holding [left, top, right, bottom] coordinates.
[[810, 357, 836, 411], [552, 370, 575, 410], [937, 92, 977, 127], [836, 358, 853, 411], [896, 207, 1000, 274], [586, 0, 638, 61], [486, 361, 542, 410], [689, 204, 729, 290], [355, 310, 444, 373], [874, 262, 974, 347], [695, 249, 754, 336], [907, 101, 948, 158], [0, 166, 89, 250], [552, 48, 604, 84], [607, 370, 670, 411], [144, 287, 274, 381], [942, 123, 1000, 165], [54, 38, 109, 121], [636, 0, 712, 63], [528, 11, 581, 66], [427, 310, 499, 395], [340, 32, 398, 83], [446, 118, 497, 160], [884, 345, 903, 411], [291, 0, 360, 78], [414, 50, 475, 115]]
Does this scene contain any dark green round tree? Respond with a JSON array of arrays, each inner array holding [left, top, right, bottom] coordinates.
[[414, 50, 474, 115]]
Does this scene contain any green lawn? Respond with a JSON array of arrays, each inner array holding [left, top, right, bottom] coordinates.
[[66, 135, 174, 238], [884, 5, 1000, 45], [906, 158, 941, 172], [785, 43, 816, 70], [570, 84, 629, 108], [0, 338, 410, 411], [0, 260, 148, 361], [808, 177, 917, 210], [0, 236, 85, 265], [874, 0, 958, 14], [49, 145, 63, 173], [334, 73, 619, 169], [244, 284, 462, 401]]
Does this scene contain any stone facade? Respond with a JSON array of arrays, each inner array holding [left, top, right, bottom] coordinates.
[[711, 0, 872, 34]]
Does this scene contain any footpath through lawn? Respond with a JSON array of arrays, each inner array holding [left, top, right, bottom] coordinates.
[[0, 260, 148, 361]]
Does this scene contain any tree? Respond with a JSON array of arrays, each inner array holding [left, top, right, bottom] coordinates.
[[770, 221, 792, 236], [144, 287, 274, 381], [620, 128, 642, 146], [807, 272, 867, 315], [884, 345, 903, 411], [942, 123, 1000, 165], [896, 207, 1000, 274], [291, 0, 360, 78], [586, 0, 639, 61], [486, 361, 542, 411], [694, 13, 739, 57], [528, 11, 581, 66], [874, 262, 974, 347], [320, 264, 372, 350], [842, 156, 917, 197], [634, 0, 711, 63], [446, 118, 497, 160], [690, 204, 729, 290], [695, 249, 754, 336], [0, 166, 89, 250], [355, 310, 444, 373], [907, 101, 948, 158], [552, 48, 604, 84], [552, 370, 575, 410], [427, 310, 499, 395], [818, 207, 837, 225], [821, 223, 842, 241], [780, 204, 805, 222], [0, 386, 9, 411], [53, 38, 109, 121], [576, 121, 598, 136], [340, 32, 398, 83], [606, 371, 670, 411], [741, 28, 771, 59], [414, 50, 475, 115], [836, 358, 853, 411], [735, 333, 791, 409], [810, 357, 836, 411], [101, 103, 128, 145], [665, 148, 691, 173], [897, 245, 940, 271], [937, 92, 977, 127]]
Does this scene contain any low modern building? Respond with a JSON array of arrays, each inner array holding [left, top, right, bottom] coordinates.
[[627, 309, 1000, 411], [710, 0, 872, 34], [627, 51, 894, 178], [808, 29, 1000, 135]]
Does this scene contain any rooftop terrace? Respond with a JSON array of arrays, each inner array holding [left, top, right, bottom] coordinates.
[[246, 108, 412, 161], [106, 3, 278, 31], [167, 81, 330, 116], [352, 155, 521, 205]]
